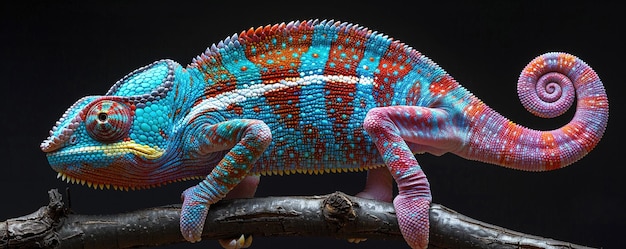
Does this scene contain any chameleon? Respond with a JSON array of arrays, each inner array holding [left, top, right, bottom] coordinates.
[[40, 19, 608, 249]]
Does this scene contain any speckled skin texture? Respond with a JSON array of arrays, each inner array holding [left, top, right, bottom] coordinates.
[[41, 19, 608, 248]]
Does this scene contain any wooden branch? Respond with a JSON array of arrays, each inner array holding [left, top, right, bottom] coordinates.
[[1, 189, 594, 249]]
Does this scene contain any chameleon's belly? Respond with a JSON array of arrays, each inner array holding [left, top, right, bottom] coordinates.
[[226, 75, 387, 174]]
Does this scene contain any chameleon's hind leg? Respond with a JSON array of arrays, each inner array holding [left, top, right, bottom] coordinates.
[[224, 175, 260, 199], [356, 166, 393, 203], [179, 119, 271, 245], [363, 106, 462, 249], [349, 167, 393, 243]]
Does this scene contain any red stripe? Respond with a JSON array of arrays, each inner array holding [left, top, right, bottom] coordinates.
[[264, 86, 301, 129], [374, 42, 414, 106], [324, 28, 368, 75], [243, 23, 314, 80]]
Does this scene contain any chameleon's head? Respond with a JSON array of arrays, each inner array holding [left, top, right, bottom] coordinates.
[[41, 60, 185, 190]]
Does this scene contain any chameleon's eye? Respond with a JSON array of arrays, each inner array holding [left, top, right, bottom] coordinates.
[[85, 100, 132, 143], [98, 112, 108, 122]]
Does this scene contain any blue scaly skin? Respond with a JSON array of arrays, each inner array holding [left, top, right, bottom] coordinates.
[[41, 20, 608, 249]]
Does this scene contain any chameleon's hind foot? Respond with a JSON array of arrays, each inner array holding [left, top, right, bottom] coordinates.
[[218, 234, 253, 249], [394, 195, 430, 249]]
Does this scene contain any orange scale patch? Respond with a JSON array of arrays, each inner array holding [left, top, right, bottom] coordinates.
[[555, 53, 576, 71], [244, 30, 314, 79], [540, 132, 561, 170], [429, 75, 458, 96], [325, 31, 368, 75], [374, 43, 413, 105], [523, 56, 546, 76], [264, 87, 301, 129]]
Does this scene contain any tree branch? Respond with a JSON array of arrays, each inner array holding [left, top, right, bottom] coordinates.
[[1, 189, 594, 249]]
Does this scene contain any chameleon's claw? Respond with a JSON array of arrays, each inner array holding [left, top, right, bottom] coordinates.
[[347, 238, 368, 243], [180, 187, 210, 243], [218, 234, 253, 249], [243, 235, 253, 248]]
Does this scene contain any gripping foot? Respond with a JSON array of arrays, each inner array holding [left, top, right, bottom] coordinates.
[[180, 186, 210, 242], [394, 196, 430, 249]]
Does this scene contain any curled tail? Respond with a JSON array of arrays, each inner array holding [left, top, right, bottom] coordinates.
[[463, 52, 608, 171]]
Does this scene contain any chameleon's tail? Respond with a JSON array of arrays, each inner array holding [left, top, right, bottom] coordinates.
[[461, 52, 608, 171]]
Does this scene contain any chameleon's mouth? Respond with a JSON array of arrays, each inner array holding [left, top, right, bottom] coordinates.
[[47, 140, 213, 191], [46, 141, 173, 190], [55, 171, 204, 191], [45, 141, 166, 160]]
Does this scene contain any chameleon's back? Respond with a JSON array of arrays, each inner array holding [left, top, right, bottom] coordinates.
[[182, 20, 455, 175]]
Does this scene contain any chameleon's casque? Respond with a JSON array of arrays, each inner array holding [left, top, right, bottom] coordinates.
[[41, 19, 608, 249]]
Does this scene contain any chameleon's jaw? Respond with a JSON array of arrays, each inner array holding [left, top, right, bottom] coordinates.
[[45, 141, 175, 190], [54, 170, 203, 191], [45, 140, 213, 191], [48, 154, 204, 191]]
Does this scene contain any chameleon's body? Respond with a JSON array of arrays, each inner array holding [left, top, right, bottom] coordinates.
[[41, 20, 608, 249]]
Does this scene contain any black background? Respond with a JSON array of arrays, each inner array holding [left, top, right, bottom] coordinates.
[[1, 1, 623, 248]]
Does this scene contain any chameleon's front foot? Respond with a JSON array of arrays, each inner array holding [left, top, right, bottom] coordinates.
[[181, 184, 254, 248], [180, 186, 210, 242]]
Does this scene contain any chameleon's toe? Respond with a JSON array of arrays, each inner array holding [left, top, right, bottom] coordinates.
[[394, 195, 430, 249], [180, 187, 210, 242], [218, 234, 253, 249], [347, 238, 367, 243]]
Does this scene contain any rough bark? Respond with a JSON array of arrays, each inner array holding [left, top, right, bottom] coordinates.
[[1, 189, 594, 249]]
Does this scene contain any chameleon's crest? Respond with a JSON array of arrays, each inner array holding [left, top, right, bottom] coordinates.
[[106, 59, 177, 107]]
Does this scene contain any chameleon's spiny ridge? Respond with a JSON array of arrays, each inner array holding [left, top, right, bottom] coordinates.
[[41, 19, 608, 249]]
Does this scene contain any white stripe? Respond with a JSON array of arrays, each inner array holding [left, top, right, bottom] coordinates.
[[183, 74, 374, 123]]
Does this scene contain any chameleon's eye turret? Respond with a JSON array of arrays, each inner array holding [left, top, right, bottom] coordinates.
[[85, 100, 133, 143]]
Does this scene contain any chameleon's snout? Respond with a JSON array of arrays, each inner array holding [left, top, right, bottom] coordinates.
[[41, 113, 82, 153], [42, 96, 100, 153], [41, 126, 77, 153]]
